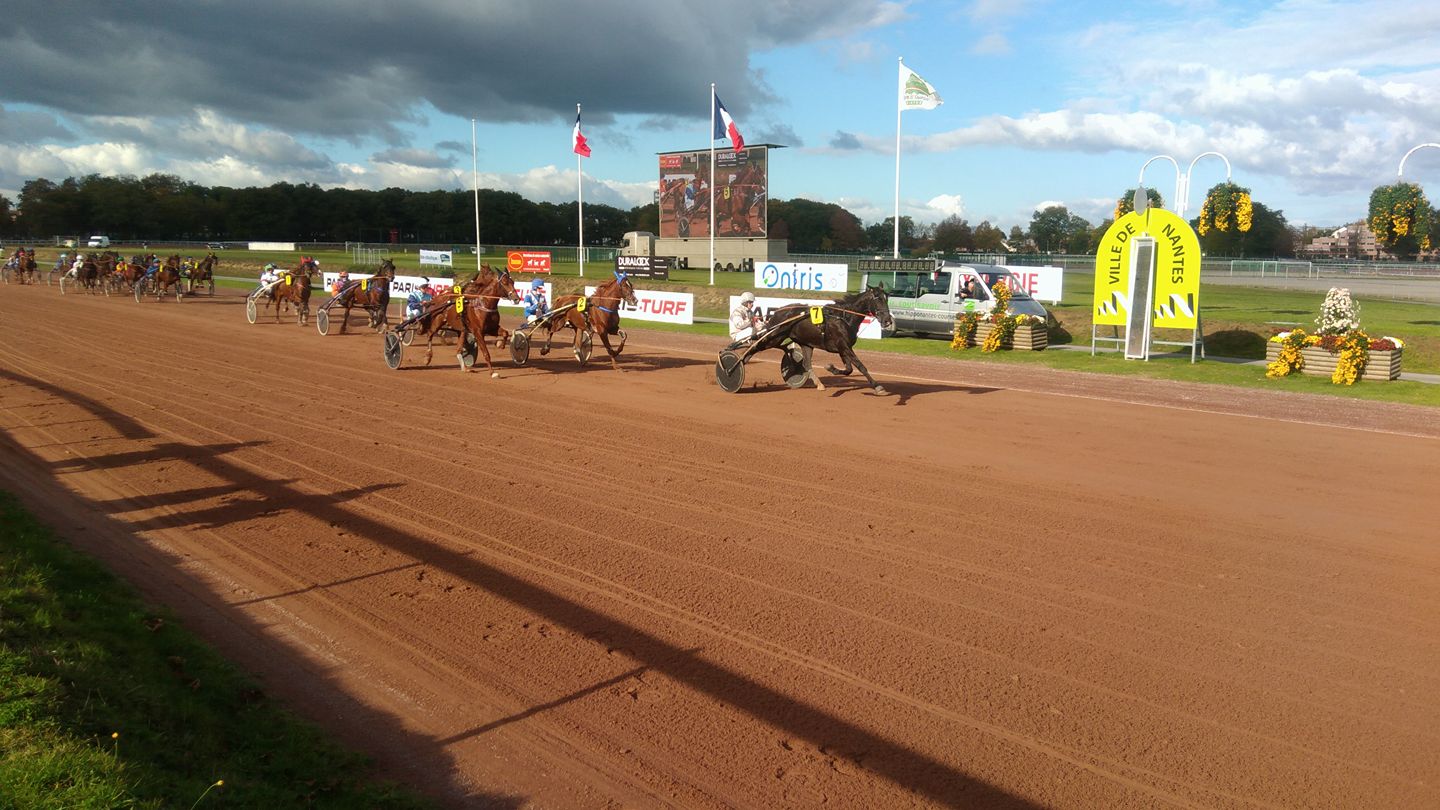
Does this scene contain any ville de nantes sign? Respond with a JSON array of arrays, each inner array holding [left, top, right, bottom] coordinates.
[[1093, 208, 1201, 330]]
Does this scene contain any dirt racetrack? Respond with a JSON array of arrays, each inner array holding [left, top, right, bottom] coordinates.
[[2, 283, 1438, 809]]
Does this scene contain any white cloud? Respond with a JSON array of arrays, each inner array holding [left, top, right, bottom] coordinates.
[[925, 194, 965, 218], [971, 33, 1010, 55]]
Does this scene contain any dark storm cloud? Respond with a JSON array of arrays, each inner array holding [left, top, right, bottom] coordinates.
[[0, 1, 898, 141], [752, 123, 803, 147], [829, 130, 862, 149], [0, 104, 72, 143], [372, 147, 454, 169]]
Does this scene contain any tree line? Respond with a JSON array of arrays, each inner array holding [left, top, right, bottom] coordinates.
[[0, 173, 1299, 257]]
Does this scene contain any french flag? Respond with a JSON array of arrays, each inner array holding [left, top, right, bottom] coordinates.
[[712, 93, 744, 152], [572, 110, 591, 158]]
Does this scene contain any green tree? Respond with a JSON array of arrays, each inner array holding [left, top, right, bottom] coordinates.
[[1197, 201, 1291, 257], [930, 215, 974, 255], [1114, 187, 1165, 219], [1367, 182, 1433, 260], [973, 220, 1004, 252], [865, 216, 918, 253], [1028, 205, 1072, 253]]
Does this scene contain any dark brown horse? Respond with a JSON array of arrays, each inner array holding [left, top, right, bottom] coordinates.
[[331, 257, 395, 333], [717, 162, 765, 235], [540, 271, 639, 370], [7, 250, 38, 284], [747, 286, 894, 394], [416, 265, 520, 376], [187, 252, 217, 294], [268, 258, 318, 324], [143, 255, 185, 301]]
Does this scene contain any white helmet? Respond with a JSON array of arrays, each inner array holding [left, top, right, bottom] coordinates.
[[740, 291, 756, 304]]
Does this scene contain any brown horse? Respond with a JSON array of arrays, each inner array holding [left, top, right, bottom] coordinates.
[[416, 266, 520, 376], [268, 258, 318, 324], [540, 271, 639, 370], [8, 251, 38, 285], [751, 286, 895, 394], [143, 255, 185, 302], [331, 257, 395, 333], [187, 252, 217, 294], [717, 162, 765, 235]]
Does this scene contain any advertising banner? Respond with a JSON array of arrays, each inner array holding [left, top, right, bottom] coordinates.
[[506, 250, 552, 273], [730, 295, 883, 339], [1002, 265, 1064, 304], [614, 255, 671, 280], [1146, 209, 1202, 330], [419, 249, 453, 267], [657, 146, 767, 239], [322, 272, 451, 300], [586, 286, 693, 324], [1093, 212, 1143, 326], [248, 241, 296, 251], [754, 262, 848, 293], [500, 281, 551, 310]]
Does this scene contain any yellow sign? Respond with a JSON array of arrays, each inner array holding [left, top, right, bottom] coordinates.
[[454, 294, 464, 313], [1146, 208, 1202, 330], [361, 278, 369, 291], [808, 306, 825, 325], [1093, 212, 1142, 326], [284, 274, 293, 286], [576, 296, 587, 312]]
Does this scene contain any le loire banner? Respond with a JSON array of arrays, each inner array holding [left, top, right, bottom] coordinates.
[[419, 249, 453, 267], [729, 295, 883, 339], [754, 262, 848, 293], [585, 286, 693, 324]]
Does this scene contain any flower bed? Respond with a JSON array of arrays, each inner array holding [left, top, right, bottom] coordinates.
[[963, 320, 1048, 351], [949, 280, 1048, 352], [1265, 329, 1403, 383]]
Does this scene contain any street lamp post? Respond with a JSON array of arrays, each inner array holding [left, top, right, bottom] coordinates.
[[1135, 155, 1181, 215], [1178, 151, 1232, 220], [1398, 143, 1440, 178]]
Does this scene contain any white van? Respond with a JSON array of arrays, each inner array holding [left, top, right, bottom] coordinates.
[[862, 261, 1050, 337], [86, 235, 111, 248]]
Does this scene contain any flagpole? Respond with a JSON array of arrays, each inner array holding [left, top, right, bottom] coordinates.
[[472, 118, 481, 266], [577, 103, 585, 278], [709, 82, 716, 286], [893, 57, 903, 259]]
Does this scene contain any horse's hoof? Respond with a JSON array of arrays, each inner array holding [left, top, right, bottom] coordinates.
[[490, 371, 499, 379], [874, 386, 890, 396]]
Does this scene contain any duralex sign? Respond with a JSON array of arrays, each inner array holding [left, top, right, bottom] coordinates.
[[729, 295, 882, 339], [585, 286, 693, 324], [754, 262, 847, 293], [507, 250, 552, 273]]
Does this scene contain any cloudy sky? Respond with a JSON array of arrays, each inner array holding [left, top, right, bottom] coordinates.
[[2, 0, 1438, 231]]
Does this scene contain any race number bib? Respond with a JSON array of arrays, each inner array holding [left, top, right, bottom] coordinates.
[[360, 278, 369, 291], [284, 275, 293, 286], [576, 296, 587, 313], [809, 306, 825, 325]]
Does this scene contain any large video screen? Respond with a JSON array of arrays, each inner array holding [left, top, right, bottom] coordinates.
[[657, 147, 768, 239]]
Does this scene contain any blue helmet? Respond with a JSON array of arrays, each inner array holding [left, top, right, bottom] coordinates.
[[531, 279, 544, 291]]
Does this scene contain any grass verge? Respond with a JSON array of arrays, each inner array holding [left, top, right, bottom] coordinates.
[[0, 490, 434, 809]]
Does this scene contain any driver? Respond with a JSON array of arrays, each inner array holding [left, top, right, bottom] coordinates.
[[259, 262, 281, 287], [522, 279, 548, 323], [405, 277, 433, 320], [729, 291, 763, 342]]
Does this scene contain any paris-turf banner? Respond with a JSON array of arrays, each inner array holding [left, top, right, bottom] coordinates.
[[585, 286, 693, 324]]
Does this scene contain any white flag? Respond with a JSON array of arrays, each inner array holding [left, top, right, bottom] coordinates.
[[899, 64, 942, 111]]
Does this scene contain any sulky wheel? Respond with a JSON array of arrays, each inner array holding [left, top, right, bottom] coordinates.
[[509, 331, 531, 366], [715, 350, 746, 393], [401, 326, 416, 347], [458, 334, 477, 369], [781, 346, 811, 389], [132, 279, 145, 302], [245, 295, 258, 324], [382, 331, 403, 369], [316, 308, 330, 336], [575, 330, 593, 366]]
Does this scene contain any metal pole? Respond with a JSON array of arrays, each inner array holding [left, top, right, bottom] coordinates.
[[1398, 143, 1440, 178], [709, 83, 716, 286], [472, 119, 480, 265], [893, 57, 903, 259], [1180, 151, 1232, 219], [577, 102, 584, 278], [1137, 155, 1181, 213]]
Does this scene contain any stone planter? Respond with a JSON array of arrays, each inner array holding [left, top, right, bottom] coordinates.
[[1265, 343, 1402, 381], [963, 321, 1048, 351]]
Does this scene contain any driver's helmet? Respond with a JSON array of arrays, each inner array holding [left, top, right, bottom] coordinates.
[[531, 279, 544, 292], [740, 291, 756, 304]]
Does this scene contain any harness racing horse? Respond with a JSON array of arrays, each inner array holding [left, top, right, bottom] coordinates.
[[187, 252, 218, 295], [268, 258, 318, 325], [541, 271, 639, 370], [750, 286, 895, 395], [8, 251, 38, 285], [143, 255, 186, 302], [332, 257, 395, 333], [717, 162, 765, 236], [416, 265, 521, 376]]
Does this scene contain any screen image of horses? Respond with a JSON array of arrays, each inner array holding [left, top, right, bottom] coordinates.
[[657, 146, 768, 240]]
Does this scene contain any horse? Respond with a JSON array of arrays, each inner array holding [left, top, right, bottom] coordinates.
[[540, 271, 639, 370], [415, 265, 521, 376], [268, 258, 318, 325], [718, 162, 765, 235], [116, 256, 148, 292], [10, 251, 38, 285], [749, 286, 895, 395], [144, 255, 185, 301], [187, 252, 218, 295], [331, 257, 395, 333]]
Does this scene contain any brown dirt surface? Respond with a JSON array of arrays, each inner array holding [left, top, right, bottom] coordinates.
[[2, 284, 1438, 809]]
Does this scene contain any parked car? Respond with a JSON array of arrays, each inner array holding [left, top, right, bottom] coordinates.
[[87, 235, 111, 248], [861, 261, 1050, 337], [205, 242, 227, 250]]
